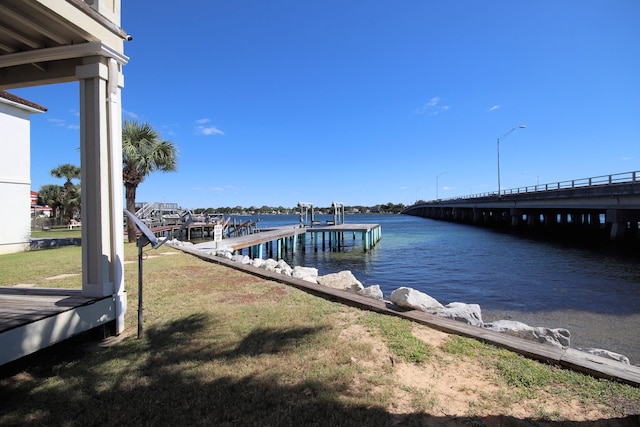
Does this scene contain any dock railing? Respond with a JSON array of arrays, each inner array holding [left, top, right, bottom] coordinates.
[[437, 170, 639, 202]]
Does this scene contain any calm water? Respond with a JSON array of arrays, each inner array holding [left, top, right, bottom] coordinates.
[[220, 214, 640, 363]]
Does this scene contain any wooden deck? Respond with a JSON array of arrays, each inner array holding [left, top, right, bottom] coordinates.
[[0, 287, 116, 365]]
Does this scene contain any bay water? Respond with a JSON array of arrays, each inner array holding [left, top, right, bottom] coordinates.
[[219, 213, 640, 363]]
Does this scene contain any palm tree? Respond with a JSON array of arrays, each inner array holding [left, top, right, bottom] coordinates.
[[38, 184, 62, 224], [122, 120, 177, 242], [51, 163, 81, 187], [50, 163, 81, 222]]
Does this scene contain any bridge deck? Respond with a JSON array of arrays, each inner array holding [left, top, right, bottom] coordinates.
[[404, 172, 640, 241]]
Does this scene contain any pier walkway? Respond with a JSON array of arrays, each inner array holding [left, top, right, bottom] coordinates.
[[192, 223, 382, 259]]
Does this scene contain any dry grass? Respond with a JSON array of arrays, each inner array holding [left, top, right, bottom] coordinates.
[[0, 244, 639, 426]]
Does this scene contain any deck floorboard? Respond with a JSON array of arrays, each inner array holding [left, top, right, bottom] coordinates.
[[0, 287, 97, 332]]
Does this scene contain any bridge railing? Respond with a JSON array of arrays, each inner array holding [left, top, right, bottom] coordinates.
[[440, 170, 639, 202]]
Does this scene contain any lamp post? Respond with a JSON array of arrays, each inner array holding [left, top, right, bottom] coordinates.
[[436, 171, 447, 200], [497, 125, 526, 197], [521, 172, 539, 186]]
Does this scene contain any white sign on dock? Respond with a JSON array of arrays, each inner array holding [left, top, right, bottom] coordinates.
[[213, 225, 223, 242]]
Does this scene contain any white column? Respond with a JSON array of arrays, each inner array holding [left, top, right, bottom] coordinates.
[[76, 56, 127, 333]]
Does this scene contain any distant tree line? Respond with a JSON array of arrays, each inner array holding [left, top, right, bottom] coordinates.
[[192, 202, 407, 215]]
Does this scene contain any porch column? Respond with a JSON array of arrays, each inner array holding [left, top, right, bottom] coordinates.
[[77, 56, 127, 333]]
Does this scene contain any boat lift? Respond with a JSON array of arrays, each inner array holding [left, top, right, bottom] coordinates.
[[297, 202, 316, 227]]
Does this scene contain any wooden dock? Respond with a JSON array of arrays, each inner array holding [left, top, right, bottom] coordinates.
[[192, 223, 382, 259], [300, 223, 382, 252]]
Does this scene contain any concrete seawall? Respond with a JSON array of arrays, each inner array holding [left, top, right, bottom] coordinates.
[[30, 238, 81, 250]]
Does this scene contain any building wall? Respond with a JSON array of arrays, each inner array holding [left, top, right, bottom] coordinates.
[[0, 102, 32, 254]]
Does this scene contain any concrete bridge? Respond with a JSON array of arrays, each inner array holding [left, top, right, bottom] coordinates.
[[402, 171, 640, 242]]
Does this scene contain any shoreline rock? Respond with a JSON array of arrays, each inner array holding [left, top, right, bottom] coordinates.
[[577, 348, 630, 365], [390, 287, 444, 312], [484, 319, 570, 349], [358, 284, 384, 301], [208, 249, 632, 364], [317, 270, 364, 293], [440, 302, 484, 327]]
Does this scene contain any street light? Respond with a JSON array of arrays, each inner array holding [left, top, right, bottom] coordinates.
[[436, 171, 447, 200], [521, 172, 539, 186], [497, 125, 526, 196]]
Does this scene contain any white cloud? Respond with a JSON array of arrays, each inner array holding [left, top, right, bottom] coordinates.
[[195, 118, 224, 136], [488, 105, 500, 112], [197, 125, 224, 136], [123, 109, 139, 119], [416, 97, 450, 115], [48, 118, 66, 127]]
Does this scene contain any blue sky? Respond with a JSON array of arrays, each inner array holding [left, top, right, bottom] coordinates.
[[14, 1, 640, 209]]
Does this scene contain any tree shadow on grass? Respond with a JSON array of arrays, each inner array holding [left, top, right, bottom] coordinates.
[[0, 313, 638, 426], [222, 326, 323, 357]]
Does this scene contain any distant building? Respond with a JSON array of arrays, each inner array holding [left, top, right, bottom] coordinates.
[[31, 190, 52, 218], [0, 90, 47, 254]]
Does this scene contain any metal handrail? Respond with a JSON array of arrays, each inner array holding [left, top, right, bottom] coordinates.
[[135, 202, 182, 218], [435, 170, 639, 203]]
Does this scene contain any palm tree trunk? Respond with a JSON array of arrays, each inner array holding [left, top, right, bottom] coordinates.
[[125, 183, 138, 243]]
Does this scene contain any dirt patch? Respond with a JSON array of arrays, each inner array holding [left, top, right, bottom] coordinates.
[[339, 323, 392, 370], [339, 320, 620, 423]]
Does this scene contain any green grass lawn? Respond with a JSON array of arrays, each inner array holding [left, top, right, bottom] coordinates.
[[0, 244, 638, 425], [30, 228, 82, 239]]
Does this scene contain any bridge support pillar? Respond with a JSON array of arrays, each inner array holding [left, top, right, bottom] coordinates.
[[510, 209, 522, 227], [607, 209, 629, 241], [544, 212, 556, 227], [472, 209, 481, 224]]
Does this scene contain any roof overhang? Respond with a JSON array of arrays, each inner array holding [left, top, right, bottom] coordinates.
[[0, 0, 129, 90], [0, 92, 47, 114]]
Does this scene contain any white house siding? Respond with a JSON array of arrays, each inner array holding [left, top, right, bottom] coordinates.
[[0, 99, 38, 254]]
